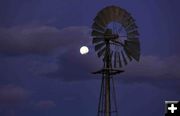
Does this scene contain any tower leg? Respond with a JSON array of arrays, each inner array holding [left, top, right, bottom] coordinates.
[[97, 75, 118, 116], [105, 75, 111, 116], [97, 76, 105, 116]]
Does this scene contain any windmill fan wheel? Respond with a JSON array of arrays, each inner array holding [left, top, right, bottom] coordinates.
[[91, 5, 140, 68]]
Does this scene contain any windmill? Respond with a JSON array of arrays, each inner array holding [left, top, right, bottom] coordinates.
[[91, 6, 140, 116]]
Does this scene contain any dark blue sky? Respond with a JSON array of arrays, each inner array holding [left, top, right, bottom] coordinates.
[[0, 0, 180, 116]]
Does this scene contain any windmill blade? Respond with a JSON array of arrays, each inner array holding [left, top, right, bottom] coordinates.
[[101, 6, 114, 23], [127, 37, 139, 44], [124, 43, 140, 61], [99, 6, 117, 24], [98, 9, 111, 27], [97, 47, 106, 58], [125, 40, 140, 51], [92, 22, 106, 32], [127, 30, 139, 37], [127, 36, 139, 39], [125, 39, 140, 45], [111, 39, 124, 47], [109, 6, 117, 21], [121, 50, 128, 65], [123, 16, 135, 27], [95, 6, 127, 27], [121, 11, 131, 24], [127, 28, 139, 34], [93, 29, 105, 35], [112, 6, 122, 21], [125, 23, 138, 32], [95, 8, 111, 28], [92, 30, 104, 36], [97, 13, 107, 27], [93, 37, 105, 44], [116, 9, 126, 24], [95, 42, 106, 51], [126, 47, 140, 61], [117, 52, 122, 68], [110, 51, 113, 67], [114, 52, 117, 68], [125, 39, 140, 51], [93, 15, 104, 27], [123, 47, 132, 61]]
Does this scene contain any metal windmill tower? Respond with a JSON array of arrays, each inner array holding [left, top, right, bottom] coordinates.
[[91, 6, 140, 116]]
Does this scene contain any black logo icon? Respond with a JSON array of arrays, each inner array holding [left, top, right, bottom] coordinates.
[[165, 101, 180, 116]]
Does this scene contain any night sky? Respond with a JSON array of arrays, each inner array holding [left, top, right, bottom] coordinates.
[[0, 0, 180, 116]]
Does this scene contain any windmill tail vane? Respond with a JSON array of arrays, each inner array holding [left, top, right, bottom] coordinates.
[[91, 5, 140, 116]]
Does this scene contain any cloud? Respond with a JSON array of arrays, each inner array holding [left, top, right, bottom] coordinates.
[[44, 54, 180, 92], [117, 55, 180, 90], [0, 25, 96, 82], [45, 54, 180, 81], [44, 51, 102, 81], [1, 25, 179, 81], [35, 100, 56, 110], [1, 25, 179, 89], [0, 85, 28, 108], [122, 55, 180, 80], [0, 25, 90, 55]]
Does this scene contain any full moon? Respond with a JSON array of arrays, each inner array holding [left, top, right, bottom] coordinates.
[[80, 46, 89, 55]]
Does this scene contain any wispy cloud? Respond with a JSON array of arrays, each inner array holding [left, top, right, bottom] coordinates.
[[0, 25, 90, 55], [0, 85, 28, 107], [122, 55, 180, 80], [35, 100, 56, 110]]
